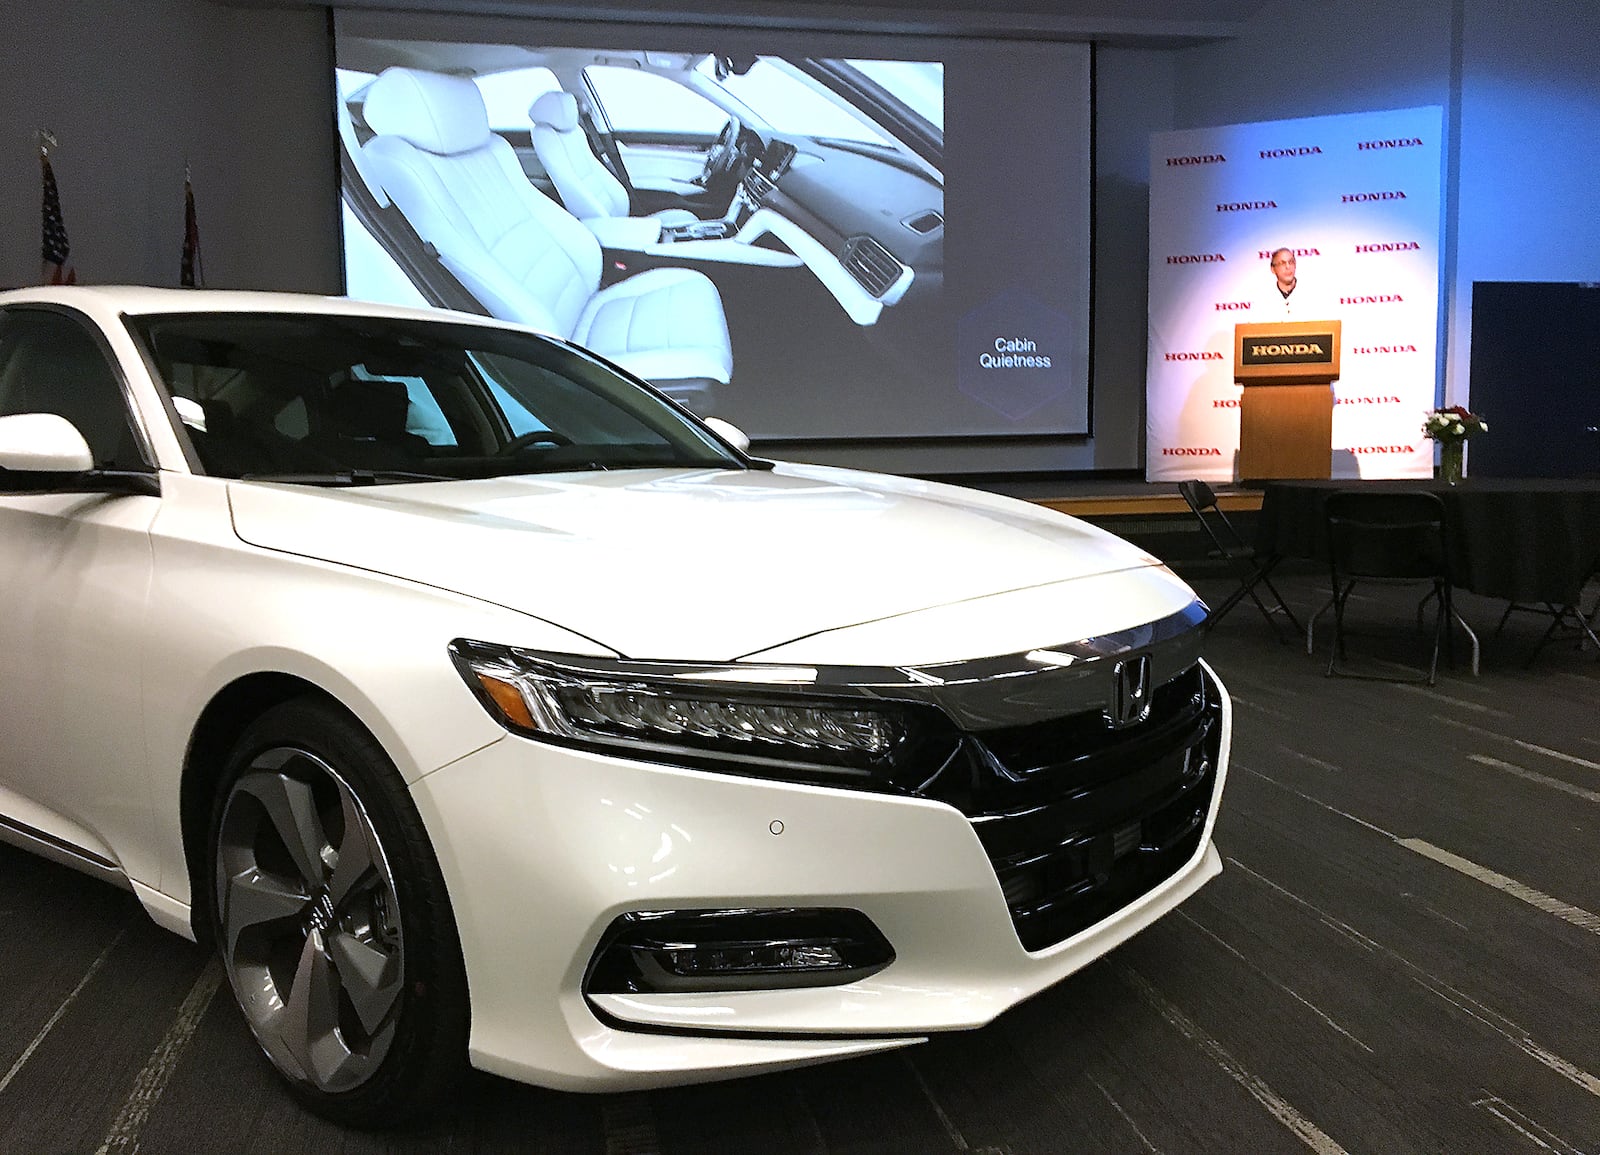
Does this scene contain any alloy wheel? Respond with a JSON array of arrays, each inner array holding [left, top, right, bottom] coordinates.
[[214, 746, 405, 1094]]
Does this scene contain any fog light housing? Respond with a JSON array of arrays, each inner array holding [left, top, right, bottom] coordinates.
[[585, 908, 895, 994]]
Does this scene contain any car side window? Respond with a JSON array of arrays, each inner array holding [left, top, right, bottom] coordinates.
[[474, 67, 563, 133], [0, 309, 146, 470], [584, 67, 728, 135]]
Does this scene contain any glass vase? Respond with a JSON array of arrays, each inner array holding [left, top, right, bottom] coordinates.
[[1438, 440, 1464, 485]]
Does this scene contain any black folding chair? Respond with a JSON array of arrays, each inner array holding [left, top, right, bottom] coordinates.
[[1178, 479, 1302, 638], [1322, 490, 1479, 685], [1587, 566, 1600, 640], [1494, 557, 1600, 664]]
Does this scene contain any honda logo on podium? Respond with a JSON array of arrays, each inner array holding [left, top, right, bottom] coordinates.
[[1106, 655, 1153, 729]]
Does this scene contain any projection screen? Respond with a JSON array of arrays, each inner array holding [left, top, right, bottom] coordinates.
[[334, 12, 1092, 442]]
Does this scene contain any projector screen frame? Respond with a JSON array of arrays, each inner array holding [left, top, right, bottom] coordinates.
[[334, 10, 1094, 447]]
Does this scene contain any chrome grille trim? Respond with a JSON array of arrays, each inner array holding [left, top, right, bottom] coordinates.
[[503, 600, 1207, 731]]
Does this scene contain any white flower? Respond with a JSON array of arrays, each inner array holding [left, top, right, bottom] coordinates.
[[1453, 423, 1465, 435], [1479, 421, 1488, 432]]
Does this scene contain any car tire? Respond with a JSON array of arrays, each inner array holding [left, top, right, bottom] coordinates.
[[207, 697, 469, 1126]]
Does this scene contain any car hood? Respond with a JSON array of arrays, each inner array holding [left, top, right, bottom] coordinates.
[[226, 463, 1175, 661]]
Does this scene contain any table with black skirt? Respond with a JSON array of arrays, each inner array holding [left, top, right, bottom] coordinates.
[[1256, 478, 1600, 604], [1256, 478, 1600, 655]]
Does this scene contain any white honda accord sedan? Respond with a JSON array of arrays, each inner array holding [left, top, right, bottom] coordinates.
[[0, 285, 1230, 1125]]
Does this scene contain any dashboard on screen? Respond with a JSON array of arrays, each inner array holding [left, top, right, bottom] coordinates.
[[334, 12, 1091, 441]]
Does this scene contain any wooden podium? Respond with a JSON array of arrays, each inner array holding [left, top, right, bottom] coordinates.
[[1234, 320, 1341, 480]]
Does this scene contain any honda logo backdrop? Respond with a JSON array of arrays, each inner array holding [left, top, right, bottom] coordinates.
[[1146, 107, 1444, 482]]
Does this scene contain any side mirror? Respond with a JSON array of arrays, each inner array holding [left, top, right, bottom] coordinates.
[[0, 413, 159, 497], [702, 416, 750, 454], [0, 412, 94, 473]]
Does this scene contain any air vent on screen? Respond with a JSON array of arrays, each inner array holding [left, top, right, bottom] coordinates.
[[902, 210, 944, 235], [841, 236, 904, 298], [742, 169, 776, 205]]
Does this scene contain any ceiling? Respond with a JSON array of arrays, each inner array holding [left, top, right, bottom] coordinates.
[[220, 0, 1271, 45]]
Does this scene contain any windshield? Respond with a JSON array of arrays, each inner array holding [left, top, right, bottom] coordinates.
[[838, 60, 943, 132], [129, 313, 741, 483], [694, 56, 897, 146]]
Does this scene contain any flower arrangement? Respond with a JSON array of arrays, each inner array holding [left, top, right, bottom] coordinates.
[[1422, 406, 1488, 444]]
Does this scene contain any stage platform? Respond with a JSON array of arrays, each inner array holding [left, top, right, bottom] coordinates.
[[931, 474, 1268, 574], [1031, 486, 1261, 518], [934, 473, 1254, 511], [935, 474, 1265, 517]]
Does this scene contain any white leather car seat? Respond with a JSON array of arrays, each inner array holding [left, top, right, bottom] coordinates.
[[528, 91, 698, 230], [358, 68, 731, 413]]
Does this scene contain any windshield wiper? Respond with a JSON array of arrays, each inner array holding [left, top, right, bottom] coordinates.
[[237, 469, 454, 486], [488, 458, 741, 477]]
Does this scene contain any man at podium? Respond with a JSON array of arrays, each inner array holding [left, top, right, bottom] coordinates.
[[1259, 248, 1332, 317], [1237, 251, 1342, 479]]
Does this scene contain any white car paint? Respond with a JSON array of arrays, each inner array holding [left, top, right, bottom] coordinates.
[[225, 464, 1179, 662], [0, 285, 1231, 1096]]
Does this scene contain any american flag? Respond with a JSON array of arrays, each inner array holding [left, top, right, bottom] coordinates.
[[181, 175, 204, 288], [41, 153, 74, 285]]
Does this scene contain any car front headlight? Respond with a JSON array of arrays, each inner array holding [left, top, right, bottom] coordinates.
[[449, 639, 960, 786]]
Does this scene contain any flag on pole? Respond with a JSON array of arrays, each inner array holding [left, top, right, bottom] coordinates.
[[41, 151, 75, 285], [181, 173, 204, 288]]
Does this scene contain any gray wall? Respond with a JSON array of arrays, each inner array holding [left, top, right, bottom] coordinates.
[[1449, 0, 1600, 403], [0, 0, 339, 293], [1092, 47, 1177, 470], [3, 0, 1596, 474], [1171, 0, 1454, 131]]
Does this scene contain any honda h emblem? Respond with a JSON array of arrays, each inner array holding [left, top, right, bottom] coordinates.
[[1106, 655, 1152, 729]]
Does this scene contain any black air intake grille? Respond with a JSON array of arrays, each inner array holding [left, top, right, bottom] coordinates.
[[918, 664, 1222, 953]]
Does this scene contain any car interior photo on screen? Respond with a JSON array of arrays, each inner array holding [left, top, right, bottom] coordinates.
[[0, 286, 1230, 1127], [335, 41, 946, 431]]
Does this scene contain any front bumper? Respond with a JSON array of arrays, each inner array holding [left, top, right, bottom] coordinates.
[[408, 658, 1231, 1092]]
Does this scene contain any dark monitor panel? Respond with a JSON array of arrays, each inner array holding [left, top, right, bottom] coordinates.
[[1468, 282, 1600, 478]]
